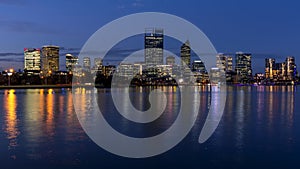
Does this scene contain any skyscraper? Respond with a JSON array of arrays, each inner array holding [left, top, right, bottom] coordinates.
[[192, 60, 209, 84], [181, 40, 191, 68], [235, 52, 252, 82], [264, 57, 297, 83], [227, 56, 233, 72], [192, 60, 206, 73], [83, 57, 91, 70], [144, 28, 164, 66], [286, 56, 297, 80], [66, 54, 79, 72], [94, 58, 103, 69], [265, 58, 275, 79], [275, 62, 285, 80], [41, 45, 60, 74], [216, 53, 233, 72], [24, 48, 41, 72], [166, 56, 175, 66]]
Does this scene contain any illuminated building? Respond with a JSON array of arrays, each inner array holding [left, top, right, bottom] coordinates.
[[286, 56, 297, 81], [156, 65, 173, 77], [210, 67, 221, 84], [41, 45, 60, 74], [24, 48, 41, 72], [166, 56, 175, 66], [144, 28, 164, 66], [94, 58, 103, 69], [65, 54, 79, 72], [216, 54, 234, 82], [275, 62, 286, 80], [133, 63, 144, 76], [254, 73, 265, 84], [265, 57, 297, 83], [192, 60, 209, 84], [192, 60, 206, 73], [265, 58, 275, 80], [180, 40, 191, 68], [117, 63, 134, 78], [83, 57, 91, 70], [235, 52, 252, 82], [103, 65, 116, 76], [216, 53, 233, 72]]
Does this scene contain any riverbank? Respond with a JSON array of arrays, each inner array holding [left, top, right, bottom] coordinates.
[[0, 84, 73, 89], [0, 83, 298, 90]]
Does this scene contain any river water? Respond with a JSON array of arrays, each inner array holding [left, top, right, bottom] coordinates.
[[0, 86, 299, 169]]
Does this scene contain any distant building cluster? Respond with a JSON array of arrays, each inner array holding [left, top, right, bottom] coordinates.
[[263, 57, 297, 85], [0, 28, 299, 86]]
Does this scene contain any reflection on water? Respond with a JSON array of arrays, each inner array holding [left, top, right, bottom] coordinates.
[[45, 89, 54, 138], [4, 89, 19, 155], [0, 86, 299, 168]]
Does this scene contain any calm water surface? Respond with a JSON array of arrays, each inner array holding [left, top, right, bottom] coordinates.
[[0, 86, 299, 169]]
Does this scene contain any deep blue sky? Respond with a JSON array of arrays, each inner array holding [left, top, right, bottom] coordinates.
[[0, 0, 300, 73]]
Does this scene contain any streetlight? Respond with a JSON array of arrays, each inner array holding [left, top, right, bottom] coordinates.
[[7, 68, 14, 86]]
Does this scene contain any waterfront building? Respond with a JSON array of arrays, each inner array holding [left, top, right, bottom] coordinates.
[[264, 57, 297, 83], [180, 40, 191, 68], [166, 56, 175, 66], [144, 28, 164, 66], [235, 52, 252, 83], [192, 60, 206, 73], [192, 60, 209, 84], [65, 54, 79, 73], [265, 58, 276, 80], [286, 56, 297, 81], [83, 57, 91, 70], [24, 48, 41, 73], [216, 53, 233, 72], [94, 58, 103, 69], [117, 63, 134, 78], [41, 45, 60, 75]]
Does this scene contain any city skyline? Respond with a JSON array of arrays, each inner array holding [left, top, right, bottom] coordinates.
[[1, 0, 300, 73]]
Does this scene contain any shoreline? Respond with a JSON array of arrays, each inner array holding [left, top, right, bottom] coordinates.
[[0, 84, 298, 90], [0, 84, 73, 89]]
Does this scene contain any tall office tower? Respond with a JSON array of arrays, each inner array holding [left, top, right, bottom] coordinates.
[[83, 57, 91, 70], [180, 40, 191, 68], [216, 54, 233, 72], [216, 54, 226, 72], [24, 48, 41, 72], [275, 62, 286, 80], [144, 28, 164, 66], [235, 52, 252, 82], [192, 60, 206, 73], [41, 45, 60, 74], [66, 54, 79, 72], [286, 56, 297, 80], [94, 58, 103, 69], [265, 58, 276, 79], [166, 56, 175, 66], [226, 56, 233, 72]]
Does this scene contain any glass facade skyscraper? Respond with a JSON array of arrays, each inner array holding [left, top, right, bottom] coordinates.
[[265, 58, 275, 79], [41, 45, 60, 74], [216, 53, 233, 72], [83, 57, 91, 70], [24, 48, 41, 72], [144, 28, 164, 66], [180, 40, 191, 68], [235, 52, 252, 82], [66, 54, 79, 72], [286, 56, 296, 81], [192, 60, 206, 73]]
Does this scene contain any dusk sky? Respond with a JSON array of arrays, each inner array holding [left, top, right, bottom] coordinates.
[[0, 0, 300, 73]]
